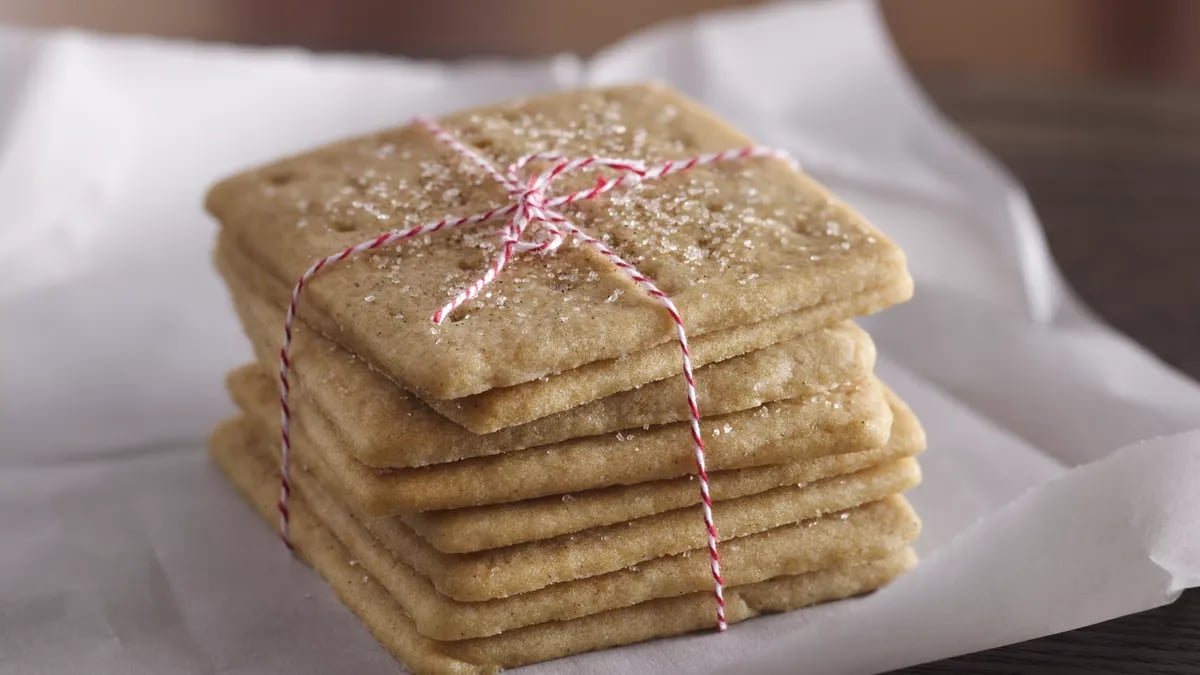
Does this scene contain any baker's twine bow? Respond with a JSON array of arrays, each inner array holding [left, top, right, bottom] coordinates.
[[277, 115, 794, 631]]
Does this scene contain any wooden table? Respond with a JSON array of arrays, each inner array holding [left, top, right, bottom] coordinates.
[[892, 74, 1200, 674]]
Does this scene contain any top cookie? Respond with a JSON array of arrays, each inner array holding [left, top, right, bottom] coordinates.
[[207, 83, 908, 400]]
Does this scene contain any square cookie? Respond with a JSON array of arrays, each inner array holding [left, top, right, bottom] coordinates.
[[222, 264, 878, 467], [229, 368, 894, 513], [210, 418, 919, 641], [404, 387, 924, 553], [207, 83, 910, 404], [217, 229, 906, 433]]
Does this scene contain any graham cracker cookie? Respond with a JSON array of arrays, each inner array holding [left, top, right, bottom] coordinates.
[[213, 414, 918, 603], [405, 388, 923, 553], [217, 229, 905, 434], [222, 260, 876, 468], [207, 83, 910, 405], [210, 416, 918, 642], [212, 426, 915, 673], [442, 549, 914, 670], [230, 368, 894, 513], [353, 459, 918, 603]]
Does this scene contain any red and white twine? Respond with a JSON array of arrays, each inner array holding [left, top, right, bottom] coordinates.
[[277, 115, 793, 631]]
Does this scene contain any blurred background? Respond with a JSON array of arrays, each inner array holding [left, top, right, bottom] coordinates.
[[2, 0, 1200, 79]]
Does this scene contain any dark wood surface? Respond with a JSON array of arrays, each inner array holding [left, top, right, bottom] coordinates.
[[891, 74, 1200, 674]]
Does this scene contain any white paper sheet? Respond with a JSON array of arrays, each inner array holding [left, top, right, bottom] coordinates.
[[2, 1, 1198, 673]]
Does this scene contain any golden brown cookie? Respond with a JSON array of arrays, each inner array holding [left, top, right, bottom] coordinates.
[[404, 388, 924, 552], [221, 258, 878, 468], [213, 435, 914, 675], [217, 229, 906, 434], [210, 416, 918, 645], [207, 83, 910, 405], [229, 367, 894, 513]]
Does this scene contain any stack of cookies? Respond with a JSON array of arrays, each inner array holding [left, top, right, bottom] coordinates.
[[206, 83, 924, 674]]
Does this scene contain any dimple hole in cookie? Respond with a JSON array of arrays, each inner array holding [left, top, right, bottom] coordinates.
[[661, 125, 700, 153], [448, 123, 496, 157], [344, 175, 369, 194], [266, 170, 298, 187], [472, 137, 497, 153], [549, 276, 578, 293]]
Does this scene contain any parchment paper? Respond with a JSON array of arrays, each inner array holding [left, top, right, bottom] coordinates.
[[2, 1, 1198, 673]]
